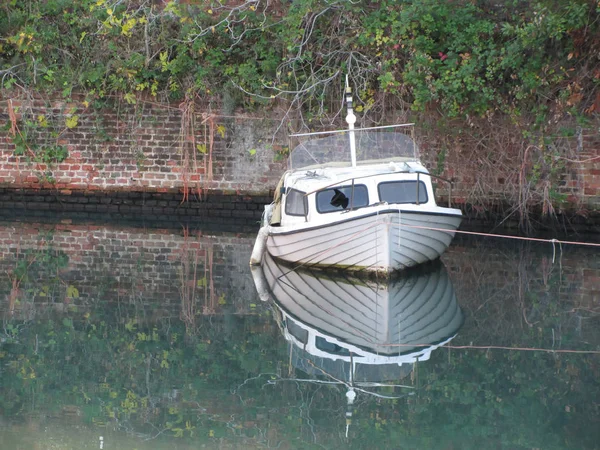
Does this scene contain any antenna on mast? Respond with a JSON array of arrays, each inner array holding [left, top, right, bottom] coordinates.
[[345, 75, 357, 168]]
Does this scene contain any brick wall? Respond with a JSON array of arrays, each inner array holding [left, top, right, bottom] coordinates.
[[0, 95, 598, 225], [417, 118, 600, 221], [0, 188, 268, 226], [0, 96, 286, 195]]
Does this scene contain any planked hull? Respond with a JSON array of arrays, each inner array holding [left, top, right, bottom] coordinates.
[[265, 208, 462, 273]]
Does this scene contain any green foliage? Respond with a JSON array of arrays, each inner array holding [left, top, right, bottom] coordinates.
[[5, 111, 69, 168], [0, 0, 596, 121]]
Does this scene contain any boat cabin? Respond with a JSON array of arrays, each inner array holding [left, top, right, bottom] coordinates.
[[269, 129, 438, 227]]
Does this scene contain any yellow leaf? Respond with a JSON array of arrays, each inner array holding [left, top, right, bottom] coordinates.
[[196, 144, 207, 154], [216, 125, 226, 138], [209, 430, 214, 437], [124, 93, 137, 104], [65, 115, 79, 129], [67, 285, 79, 298]]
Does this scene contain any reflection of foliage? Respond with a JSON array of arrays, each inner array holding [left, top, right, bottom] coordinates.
[[7, 240, 71, 311], [1, 301, 598, 449], [0, 307, 287, 443]]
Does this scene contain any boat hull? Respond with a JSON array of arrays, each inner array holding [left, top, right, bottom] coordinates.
[[265, 208, 462, 273]]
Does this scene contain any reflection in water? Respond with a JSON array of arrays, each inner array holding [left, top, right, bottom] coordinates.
[[253, 254, 463, 383], [252, 253, 464, 436], [0, 221, 598, 449]]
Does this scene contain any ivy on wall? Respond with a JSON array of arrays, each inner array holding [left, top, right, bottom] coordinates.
[[0, 0, 597, 124]]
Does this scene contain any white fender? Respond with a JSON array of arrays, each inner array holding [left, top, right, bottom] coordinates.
[[249, 226, 268, 266]]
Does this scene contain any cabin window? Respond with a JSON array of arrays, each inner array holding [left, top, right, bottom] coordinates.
[[378, 180, 428, 204], [285, 319, 308, 344], [316, 184, 368, 213], [315, 337, 352, 356], [285, 188, 308, 216]]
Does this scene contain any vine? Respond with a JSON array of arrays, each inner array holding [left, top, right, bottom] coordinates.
[[5, 99, 70, 184]]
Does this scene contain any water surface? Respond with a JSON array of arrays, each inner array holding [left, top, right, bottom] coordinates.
[[0, 219, 598, 449]]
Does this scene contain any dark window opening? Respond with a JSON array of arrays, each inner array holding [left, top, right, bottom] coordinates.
[[316, 184, 368, 213], [378, 180, 428, 204], [285, 188, 308, 216], [285, 319, 308, 344], [315, 336, 351, 356]]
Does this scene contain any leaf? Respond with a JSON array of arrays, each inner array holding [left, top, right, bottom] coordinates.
[[209, 430, 215, 437], [125, 319, 137, 332], [196, 144, 207, 154], [216, 125, 226, 138], [248, 148, 257, 156], [197, 277, 207, 287], [79, 31, 87, 43], [65, 115, 79, 129], [37, 115, 48, 127], [124, 92, 137, 104], [66, 285, 79, 298]]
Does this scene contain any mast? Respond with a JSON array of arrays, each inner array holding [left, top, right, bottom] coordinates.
[[345, 75, 357, 168]]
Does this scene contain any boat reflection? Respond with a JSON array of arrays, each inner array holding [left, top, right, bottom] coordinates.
[[252, 253, 464, 384]]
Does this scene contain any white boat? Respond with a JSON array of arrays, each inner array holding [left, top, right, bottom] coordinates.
[[250, 81, 462, 274], [251, 253, 464, 383]]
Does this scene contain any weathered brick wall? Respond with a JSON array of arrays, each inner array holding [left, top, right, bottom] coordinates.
[[0, 95, 598, 222], [417, 119, 600, 216], [0, 96, 286, 195]]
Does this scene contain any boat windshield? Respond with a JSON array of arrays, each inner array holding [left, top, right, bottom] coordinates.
[[289, 129, 419, 170]]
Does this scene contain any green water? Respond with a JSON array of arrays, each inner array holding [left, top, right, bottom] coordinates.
[[0, 220, 598, 449]]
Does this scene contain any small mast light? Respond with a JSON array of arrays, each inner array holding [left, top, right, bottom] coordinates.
[[345, 75, 357, 168]]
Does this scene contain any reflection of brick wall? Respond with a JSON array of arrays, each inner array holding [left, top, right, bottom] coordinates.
[[0, 222, 261, 318], [443, 239, 600, 346], [1, 220, 597, 347]]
